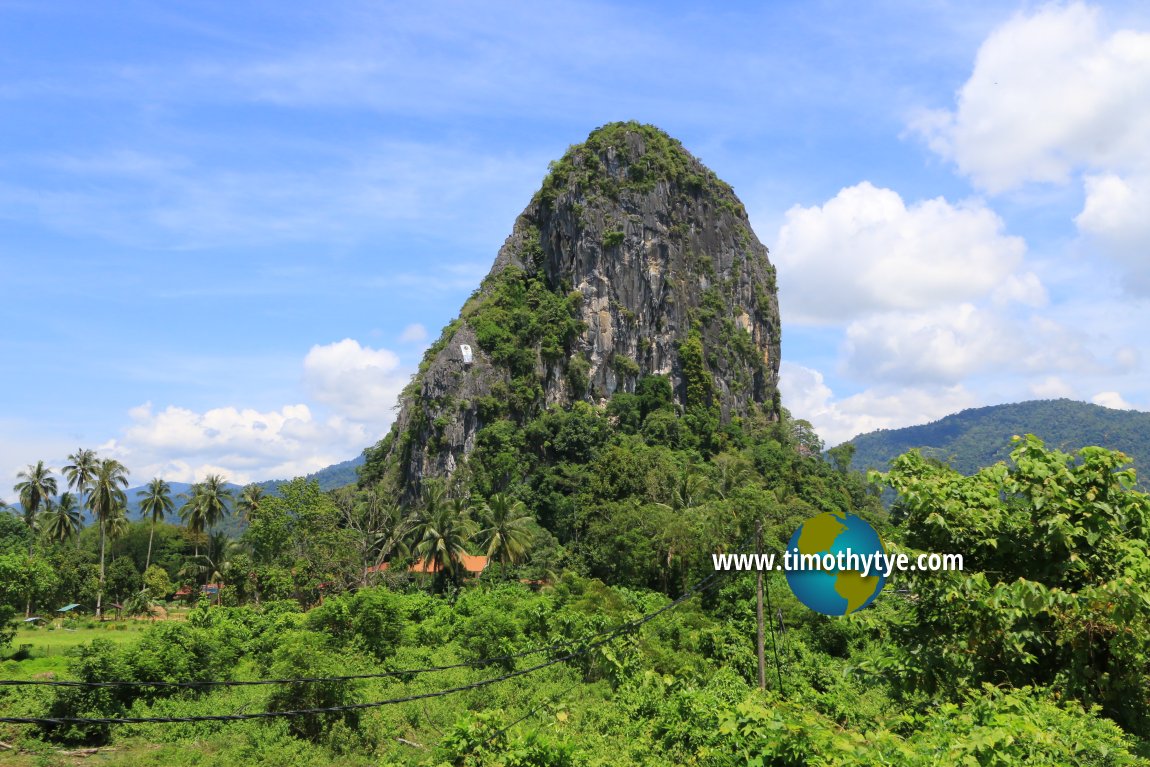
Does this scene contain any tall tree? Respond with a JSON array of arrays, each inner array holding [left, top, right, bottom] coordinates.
[[336, 484, 411, 583], [178, 487, 207, 556], [88, 458, 129, 619], [180, 475, 233, 557], [412, 486, 476, 591], [477, 493, 534, 578], [14, 460, 57, 554], [195, 474, 233, 532], [237, 483, 266, 522], [41, 492, 83, 546], [137, 478, 174, 572], [186, 531, 241, 606], [63, 448, 99, 516]]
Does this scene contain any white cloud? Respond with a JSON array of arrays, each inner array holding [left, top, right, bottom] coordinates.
[[843, 305, 1096, 385], [1091, 391, 1136, 410], [774, 182, 1028, 325], [100, 401, 369, 485], [910, 3, 1150, 293], [302, 339, 409, 424], [771, 182, 1079, 389], [1029, 376, 1076, 399], [1076, 172, 1150, 292], [399, 323, 428, 344], [911, 3, 1150, 193], [779, 362, 978, 446], [88, 339, 413, 485]]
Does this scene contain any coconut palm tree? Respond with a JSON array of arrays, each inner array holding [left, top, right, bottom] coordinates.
[[63, 448, 99, 515], [663, 468, 708, 512], [105, 511, 130, 548], [123, 588, 157, 620], [236, 483, 266, 522], [343, 484, 411, 582], [88, 458, 129, 619], [178, 488, 206, 556], [370, 500, 412, 569], [711, 452, 753, 500], [41, 492, 83, 546], [186, 531, 241, 606], [179, 475, 233, 556], [137, 478, 174, 572], [411, 485, 475, 592], [477, 493, 534, 578], [14, 460, 57, 554]]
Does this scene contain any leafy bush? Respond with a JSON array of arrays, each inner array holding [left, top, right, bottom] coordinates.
[[305, 587, 404, 661], [0, 604, 15, 652], [878, 436, 1150, 736], [126, 622, 240, 694], [42, 640, 132, 745], [456, 604, 525, 671], [438, 709, 585, 767], [264, 631, 363, 743]]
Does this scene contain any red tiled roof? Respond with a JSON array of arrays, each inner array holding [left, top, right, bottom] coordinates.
[[365, 555, 488, 576], [409, 553, 488, 575]]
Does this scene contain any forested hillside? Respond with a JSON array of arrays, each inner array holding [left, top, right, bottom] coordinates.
[[846, 399, 1150, 478]]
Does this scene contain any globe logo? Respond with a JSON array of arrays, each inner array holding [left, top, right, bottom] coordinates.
[[784, 512, 887, 616]]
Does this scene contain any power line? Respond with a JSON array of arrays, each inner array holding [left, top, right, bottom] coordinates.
[[463, 679, 583, 754], [0, 579, 711, 691], [0, 570, 729, 726]]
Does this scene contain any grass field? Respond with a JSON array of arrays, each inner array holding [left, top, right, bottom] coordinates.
[[2, 621, 157, 680]]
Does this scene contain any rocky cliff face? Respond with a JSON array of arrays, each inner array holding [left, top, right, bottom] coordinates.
[[362, 122, 781, 496]]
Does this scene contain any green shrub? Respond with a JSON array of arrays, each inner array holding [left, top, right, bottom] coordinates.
[[126, 622, 240, 694], [456, 605, 525, 671], [0, 605, 16, 652], [265, 631, 362, 743], [306, 587, 404, 661], [42, 640, 132, 745]]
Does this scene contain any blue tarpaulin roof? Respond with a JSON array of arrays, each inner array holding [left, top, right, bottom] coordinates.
[[23, 617, 42, 622], [56, 604, 81, 612]]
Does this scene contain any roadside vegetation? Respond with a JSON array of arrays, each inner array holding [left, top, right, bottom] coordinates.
[[2, 396, 1149, 765]]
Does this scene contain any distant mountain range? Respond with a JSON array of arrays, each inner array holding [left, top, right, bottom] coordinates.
[[845, 399, 1150, 483], [119, 453, 365, 521]]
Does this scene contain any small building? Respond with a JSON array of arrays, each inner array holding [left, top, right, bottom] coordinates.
[[409, 553, 488, 576], [460, 344, 473, 365], [364, 555, 488, 579]]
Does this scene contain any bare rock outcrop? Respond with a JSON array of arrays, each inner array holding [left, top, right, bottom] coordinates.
[[361, 122, 781, 497]]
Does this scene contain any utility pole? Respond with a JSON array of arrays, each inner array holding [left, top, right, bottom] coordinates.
[[756, 517, 766, 691]]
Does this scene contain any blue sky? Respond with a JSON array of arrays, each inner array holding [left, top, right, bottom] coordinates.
[[2, 1, 1149, 489]]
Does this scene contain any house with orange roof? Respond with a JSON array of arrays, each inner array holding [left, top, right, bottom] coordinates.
[[364, 555, 489, 578]]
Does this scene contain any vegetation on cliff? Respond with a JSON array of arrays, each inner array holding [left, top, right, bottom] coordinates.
[[362, 121, 780, 499]]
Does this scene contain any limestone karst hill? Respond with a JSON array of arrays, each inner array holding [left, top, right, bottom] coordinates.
[[360, 122, 781, 496]]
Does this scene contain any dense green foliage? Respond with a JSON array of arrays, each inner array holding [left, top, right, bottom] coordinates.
[[848, 398, 1150, 482], [4, 403, 1150, 764], [465, 262, 585, 421], [536, 121, 742, 212], [875, 435, 1150, 737]]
